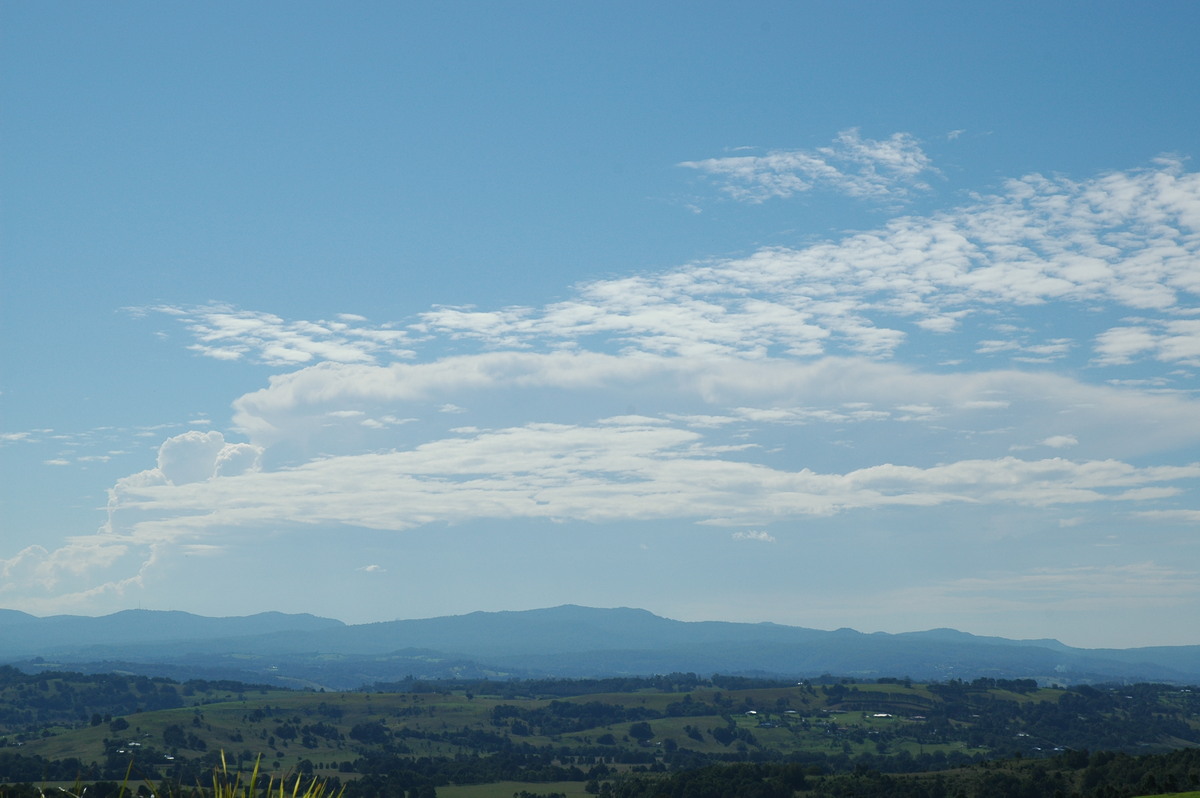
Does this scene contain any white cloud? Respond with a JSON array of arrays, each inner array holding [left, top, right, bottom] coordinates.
[[914, 311, 969, 333], [418, 161, 1200, 367], [157, 431, 229, 485], [227, 352, 1200, 463], [130, 304, 413, 367], [679, 129, 936, 203], [1095, 319, 1200, 366], [132, 161, 1198, 381], [732, 530, 776, 543], [99, 424, 1200, 539], [180, 544, 224, 557], [213, 442, 263, 477], [15, 412, 1196, 609], [16, 156, 1200, 621]]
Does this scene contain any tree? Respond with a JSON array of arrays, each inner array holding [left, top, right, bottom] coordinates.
[[349, 720, 390, 745], [163, 724, 187, 749], [628, 721, 654, 742]]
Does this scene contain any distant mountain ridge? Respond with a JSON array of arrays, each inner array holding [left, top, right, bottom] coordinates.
[[1, 605, 1196, 689], [0, 608, 343, 653]]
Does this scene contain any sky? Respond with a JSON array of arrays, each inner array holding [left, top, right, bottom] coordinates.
[[3, 1, 1199, 650]]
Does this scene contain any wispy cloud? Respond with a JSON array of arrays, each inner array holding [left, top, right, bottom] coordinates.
[[898, 563, 1200, 613], [129, 304, 413, 367], [9, 154, 1200, 619], [1135, 509, 1200, 523], [679, 129, 936, 203], [117, 161, 1200, 376], [10, 422, 1197, 602], [420, 160, 1200, 366]]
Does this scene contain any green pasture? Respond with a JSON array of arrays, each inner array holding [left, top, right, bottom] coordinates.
[[15, 681, 996, 773]]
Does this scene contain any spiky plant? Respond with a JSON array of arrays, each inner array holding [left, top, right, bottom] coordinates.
[[34, 752, 343, 798], [208, 752, 344, 798]]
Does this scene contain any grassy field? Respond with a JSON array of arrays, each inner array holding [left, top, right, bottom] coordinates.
[[6, 680, 1048, 777], [15, 682, 970, 771], [437, 781, 592, 798]]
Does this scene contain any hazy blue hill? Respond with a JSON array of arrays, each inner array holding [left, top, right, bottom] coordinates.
[[896, 627, 1072, 652], [312, 604, 833, 658], [1, 605, 1196, 687], [0, 609, 38, 627], [0, 609, 344, 658], [1082, 645, 1200, 675], [477, 628, 1192, 684]]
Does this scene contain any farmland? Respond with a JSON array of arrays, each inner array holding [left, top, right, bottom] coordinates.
[[1, 668, 1198, 797]]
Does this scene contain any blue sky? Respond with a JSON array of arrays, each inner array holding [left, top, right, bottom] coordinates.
[[3, 1, 1199, 649]]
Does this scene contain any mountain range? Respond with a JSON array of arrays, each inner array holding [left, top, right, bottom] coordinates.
[[2, 605, 1196, 690]]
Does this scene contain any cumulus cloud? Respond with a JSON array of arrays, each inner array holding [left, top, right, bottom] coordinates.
[[1094, 319, 1200, 366], [0, 431, 267, 612], [154, 430, 262, 485], [679, 129, 936, 203]]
